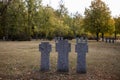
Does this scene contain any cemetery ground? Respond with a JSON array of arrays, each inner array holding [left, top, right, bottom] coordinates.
[[0, 40, 120, 80]]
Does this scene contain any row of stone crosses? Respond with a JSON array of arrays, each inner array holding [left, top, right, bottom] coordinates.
[[105, 38, 115, 43], [39, 37, 88, 74]]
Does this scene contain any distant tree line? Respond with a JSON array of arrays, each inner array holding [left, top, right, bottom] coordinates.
[[0, 0, 120, 41]]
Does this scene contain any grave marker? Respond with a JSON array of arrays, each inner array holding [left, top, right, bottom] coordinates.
[[109, 38, 112, 43], [56, 40, 71, 72], [39, 42, 52, 71], [112, 38, 115, 43], [75, 37, 88, 73], [106, 38, 108, 43], [54, 37, 63, 43]]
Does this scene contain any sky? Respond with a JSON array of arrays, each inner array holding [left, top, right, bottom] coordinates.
[[42, 0, 120, 17]]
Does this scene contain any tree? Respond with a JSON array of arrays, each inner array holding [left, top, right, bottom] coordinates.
[[114, 16, 120, 39], [21, 0, 42, 40], [0, 0, 12, 40], [71, 12, 84, 37], [84, 0, 113, 41], [5, 0, 28, 40], [55, 2, 69, 37], [40, 6, 57, 39]]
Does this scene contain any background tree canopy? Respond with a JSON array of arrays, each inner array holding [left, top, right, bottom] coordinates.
[[0, 0, 120, 41], [84, 0, 115, 41]]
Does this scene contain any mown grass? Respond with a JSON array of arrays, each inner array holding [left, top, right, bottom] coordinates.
[[0, 40, 120, 80]]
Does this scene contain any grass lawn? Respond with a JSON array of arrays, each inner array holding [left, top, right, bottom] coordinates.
[[0, 40, 120, 80]]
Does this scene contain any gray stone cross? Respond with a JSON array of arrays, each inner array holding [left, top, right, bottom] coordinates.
[[39, 42, 52, 71], [75, 37, 88, 73], [105, 38, 108, 43], [112, 38, 115, 43], [56, 40, 71, 72], [54, 37, 63, 43], [106, 38, 115, 43]]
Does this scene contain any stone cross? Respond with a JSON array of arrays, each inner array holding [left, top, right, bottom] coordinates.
[[109, 38, 112, 43], [56, 40, 71, 72], [75, 37, 88, 73], [106, 38, 115, 43], [105, 38, 108, 43], [54, 37, 57, 43], [76, 37, 87, 43], [39, 42, 52, 71], [54, 37, 63, 43], [112, 38, 115, 43]]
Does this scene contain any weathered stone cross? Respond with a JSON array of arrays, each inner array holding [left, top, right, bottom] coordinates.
[[75, 37, 88, 73], [39, 42, 52, 71], [56, 39, 71, 72]]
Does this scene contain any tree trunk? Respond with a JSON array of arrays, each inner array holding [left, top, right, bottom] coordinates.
[[102, 33, 104, 42], [1, 8, 7, 40], [115, 31, 117, 40], [96, 32, 99, 42]]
